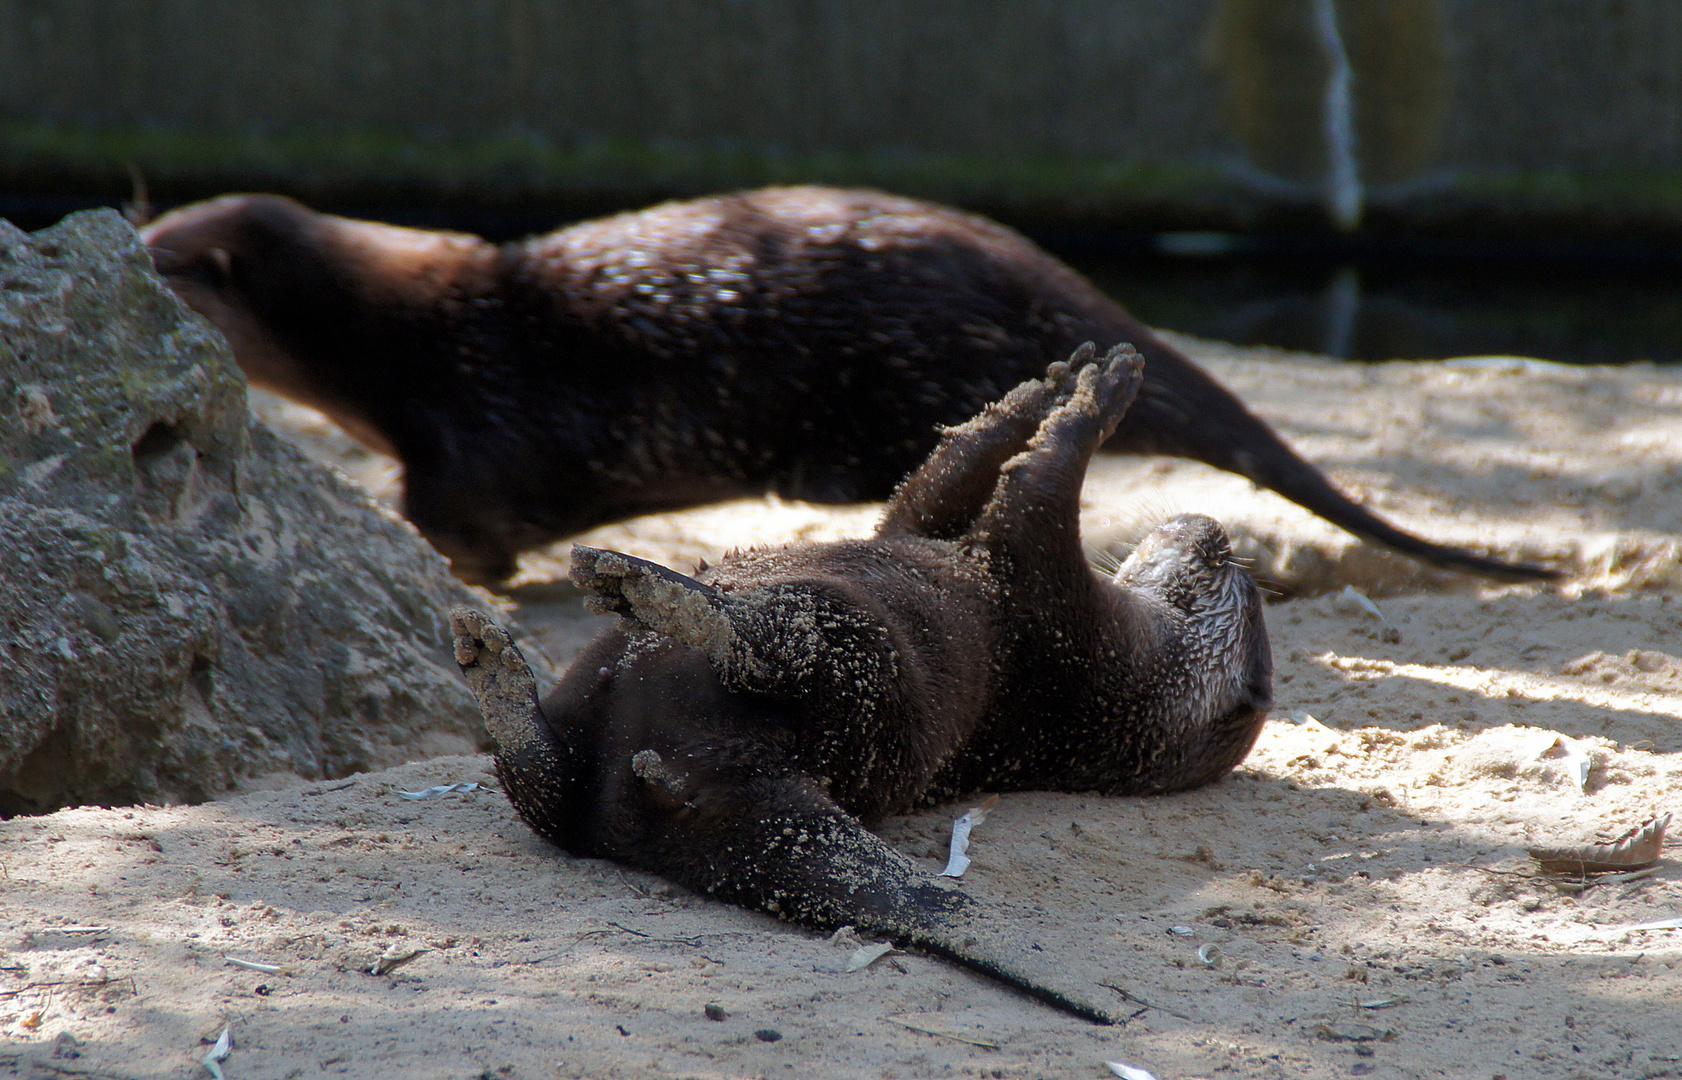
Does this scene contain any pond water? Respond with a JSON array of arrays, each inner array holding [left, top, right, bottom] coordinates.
[[1061, 233, 1682, 366]]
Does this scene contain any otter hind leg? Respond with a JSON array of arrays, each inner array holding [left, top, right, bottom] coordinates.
[[569, 544, 897, 705], [450, 606, 592, 849], [569, 545, 731, 644], [450, 606, 544, 753]]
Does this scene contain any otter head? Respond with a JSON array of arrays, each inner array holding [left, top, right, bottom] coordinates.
[[143, 197, 324, 390], [141, 194, 408, 456], [1111, 512, 1274, 784]]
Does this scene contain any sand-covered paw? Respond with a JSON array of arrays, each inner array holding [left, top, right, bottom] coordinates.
[[449, 605, 538, 726]]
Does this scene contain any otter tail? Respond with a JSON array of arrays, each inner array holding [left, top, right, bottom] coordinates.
[[622, 766, 1120, 1025], [1109, 333, 1560, 583]]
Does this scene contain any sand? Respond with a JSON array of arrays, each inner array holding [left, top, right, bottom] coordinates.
[[4, 336, 1679, 1080]]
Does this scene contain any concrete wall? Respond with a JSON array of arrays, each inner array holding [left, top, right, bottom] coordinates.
[[0, 1, 1230, 158], [3, 1, 1680, 221]]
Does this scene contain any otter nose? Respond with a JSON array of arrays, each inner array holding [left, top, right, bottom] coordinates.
[[1153, 513, 1232, 566]]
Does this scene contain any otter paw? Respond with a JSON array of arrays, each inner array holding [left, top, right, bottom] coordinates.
[[570, 546, 732, 649], [449, 605, 539, 723], [1054, 344, 1143, 433], [1034, 347, 1086, 406], [568, 545, 637, 615], [1089, 344, 1145, 422]]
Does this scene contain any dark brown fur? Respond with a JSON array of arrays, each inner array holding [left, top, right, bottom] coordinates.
[[451, 347, 1272, 1022], [141, 186, 1556, 585]]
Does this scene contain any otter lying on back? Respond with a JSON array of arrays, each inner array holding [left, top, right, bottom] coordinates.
[[450, 346, 1272, 1022], [141, 186, 1556, 585]]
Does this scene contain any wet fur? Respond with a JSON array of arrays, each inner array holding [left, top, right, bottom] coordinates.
[[140, 186, 1557, 585], [451, 347, 1272, 1022]]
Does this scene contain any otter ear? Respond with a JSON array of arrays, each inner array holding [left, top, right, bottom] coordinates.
[[208, 247, 233, 281]]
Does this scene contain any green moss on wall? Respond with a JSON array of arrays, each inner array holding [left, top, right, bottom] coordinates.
[[0, 120, 1227, 226], [7, 120, 1682, 239]]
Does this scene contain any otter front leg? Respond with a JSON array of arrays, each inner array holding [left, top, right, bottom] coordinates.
[[570, 545, 895, 703], [878, 344, 1093, 541], [970, 346, 1145, 572]]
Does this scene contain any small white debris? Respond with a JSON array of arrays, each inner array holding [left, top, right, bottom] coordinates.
[[1334, 585, 1383, 622], [24, 925, 110, 944], [1334, 585, 1400, 642], [938, 801, 993, 878], [845, 942, 896, 972], [398, 782, 482, 800], [1196, 943, 1223, 968], [370, 946, 431, 975], [202, 1024, 232, 1080], [224, 956, 285, 975], [1106, 1061, 1162, 1080], [1610, 915, 1682, 935], [1538, 736, 1593, 792], [1169, 925, 1196, 936]]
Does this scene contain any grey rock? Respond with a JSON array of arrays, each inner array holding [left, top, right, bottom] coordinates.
[[0, 209, 548, 814]]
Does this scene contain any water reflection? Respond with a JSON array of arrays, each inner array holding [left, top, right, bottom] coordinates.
[[1072, 246, 1682, 364]]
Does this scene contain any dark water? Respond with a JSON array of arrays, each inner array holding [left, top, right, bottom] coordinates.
[[10, 193, 1680, 365], [1063, 233, 1682, 365]]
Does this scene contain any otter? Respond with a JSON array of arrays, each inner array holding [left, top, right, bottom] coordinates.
[[450, 346, 1273, 1022], [140, 185, 1556, 585]]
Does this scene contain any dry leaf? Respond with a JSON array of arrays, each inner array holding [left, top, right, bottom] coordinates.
[[846, 942, 895, 972], [1311, 1021, 1393, 1042], [1530, 812, 1670, 873]]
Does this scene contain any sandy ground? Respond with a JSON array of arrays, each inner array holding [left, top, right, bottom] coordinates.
[[4, 336, 1681, 1080]]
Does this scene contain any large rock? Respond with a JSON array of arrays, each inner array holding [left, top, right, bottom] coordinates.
[[0, 210, 547, 815]]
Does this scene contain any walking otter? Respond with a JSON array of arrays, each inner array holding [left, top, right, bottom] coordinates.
[[451, 346, 1272, 1021], [141, 185, 1556, 585]]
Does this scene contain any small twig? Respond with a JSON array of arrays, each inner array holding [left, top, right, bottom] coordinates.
[[1100, 982, 1196, 1022], [603, 921, 707, 947], [1463, 864, 1531, 879], [302, 781, 358, 797], [887, 1014, 1001, 1049], [0, 976, 115, 998]]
